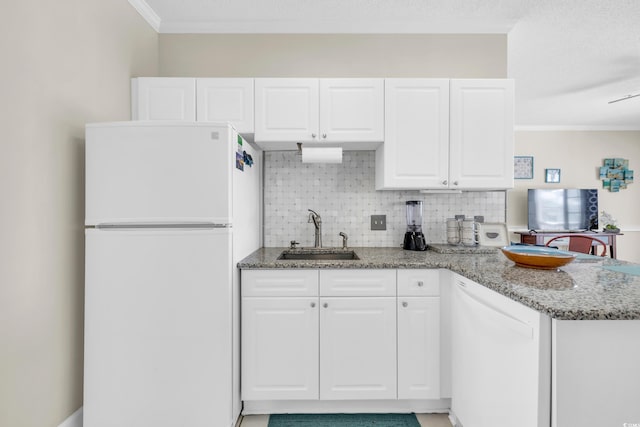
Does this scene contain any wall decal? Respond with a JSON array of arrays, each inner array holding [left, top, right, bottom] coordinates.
[[599, 158, 633, 192]]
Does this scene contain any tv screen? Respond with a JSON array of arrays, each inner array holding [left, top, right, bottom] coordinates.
[[527, 189, 599, 231]]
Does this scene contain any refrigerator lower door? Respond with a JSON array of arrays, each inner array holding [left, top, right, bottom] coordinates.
[[84, 228, 233, 427]]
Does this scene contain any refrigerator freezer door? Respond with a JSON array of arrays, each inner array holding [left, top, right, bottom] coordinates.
[[85, 122, 233, 226], [84, 228, 233, 427]]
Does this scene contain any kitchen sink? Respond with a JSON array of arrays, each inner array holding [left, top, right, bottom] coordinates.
[[277, 249, 360, 260]]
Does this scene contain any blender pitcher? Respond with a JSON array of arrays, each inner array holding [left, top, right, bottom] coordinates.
[[403, 200, 427, 251]]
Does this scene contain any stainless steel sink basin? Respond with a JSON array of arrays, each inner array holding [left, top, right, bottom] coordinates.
[[277, 249, 360, 261]]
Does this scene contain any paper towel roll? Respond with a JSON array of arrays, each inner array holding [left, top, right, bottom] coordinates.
[[301, 146, 343, 163]]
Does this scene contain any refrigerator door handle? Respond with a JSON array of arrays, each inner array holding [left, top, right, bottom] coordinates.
[[94, 223, 232, 230]]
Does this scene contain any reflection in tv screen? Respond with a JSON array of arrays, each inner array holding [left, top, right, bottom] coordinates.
[[527, 189, 598, 231]]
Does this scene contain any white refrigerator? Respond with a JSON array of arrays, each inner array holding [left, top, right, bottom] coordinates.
[[83, 122, 261, 427]]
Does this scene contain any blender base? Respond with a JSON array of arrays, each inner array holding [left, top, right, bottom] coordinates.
[[403, 231, 427, 251]]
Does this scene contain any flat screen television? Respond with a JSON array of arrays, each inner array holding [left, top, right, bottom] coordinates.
[[527, 189, 599, 232]]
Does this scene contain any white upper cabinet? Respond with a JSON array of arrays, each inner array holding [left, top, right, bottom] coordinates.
[[254, 78, 384, 147], [376, 78, 514, 190], [376, 79, 450, 189], [132, 78, 196, 121], [254, 78, 320, 143], [319, 79, 384, 142], [449, 79, 514, 189], [196, 78, 254, 133], [131, 77, 254, 133]]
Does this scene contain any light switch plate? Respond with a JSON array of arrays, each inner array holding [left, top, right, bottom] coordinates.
[[371, 215, 387, 230]]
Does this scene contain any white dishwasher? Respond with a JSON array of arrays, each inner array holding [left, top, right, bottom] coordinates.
[[450, 274, 551, 427]]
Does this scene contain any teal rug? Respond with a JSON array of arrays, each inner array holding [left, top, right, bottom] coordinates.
[[267, 413, 421, 427]]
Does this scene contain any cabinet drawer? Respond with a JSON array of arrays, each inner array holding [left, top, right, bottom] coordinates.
[[242, 269, 318, 297], [397, 269, 440, 297], [320, 269, 396, 297]]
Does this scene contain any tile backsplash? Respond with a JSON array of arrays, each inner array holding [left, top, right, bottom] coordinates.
[[263, 151, 506, 248]]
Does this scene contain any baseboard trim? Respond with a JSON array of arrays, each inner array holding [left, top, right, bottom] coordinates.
[[243, 399, 451, 415], [58, 407, 83, 427]]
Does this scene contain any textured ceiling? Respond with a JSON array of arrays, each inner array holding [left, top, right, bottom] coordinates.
[[134, 0, 640, 129]]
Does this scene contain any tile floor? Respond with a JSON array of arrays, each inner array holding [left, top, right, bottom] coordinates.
[[239, 413, 453, 427]]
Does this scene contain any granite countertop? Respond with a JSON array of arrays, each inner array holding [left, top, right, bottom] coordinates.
[[238, 246, 640, 321]]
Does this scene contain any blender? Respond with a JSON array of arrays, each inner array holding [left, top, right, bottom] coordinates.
[[403, 200, 427, 251]]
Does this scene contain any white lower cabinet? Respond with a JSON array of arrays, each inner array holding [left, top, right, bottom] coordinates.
[[397, 297, 440, 399], [241, 297, 319, 400], [397, 269, 441, 400], [320, 297, 397, 400], [241, 268, 444, 404]]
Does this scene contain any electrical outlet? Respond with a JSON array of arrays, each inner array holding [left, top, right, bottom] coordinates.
[[371, 215, 387, 230]]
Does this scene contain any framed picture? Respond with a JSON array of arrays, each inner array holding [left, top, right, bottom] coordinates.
[[545, 168, 561, 183], [514, 156, 534, 179]]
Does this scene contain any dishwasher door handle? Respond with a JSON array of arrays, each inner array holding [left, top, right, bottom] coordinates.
[[456, 280, 534, 339]]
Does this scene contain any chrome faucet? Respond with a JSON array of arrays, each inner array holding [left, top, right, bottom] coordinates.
[[308, 209, 322, 248]]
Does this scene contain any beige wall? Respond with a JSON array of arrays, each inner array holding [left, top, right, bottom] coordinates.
[[158, 34, 506, 77], [0, 1, 158, 426], [510, 131, 640, 262]]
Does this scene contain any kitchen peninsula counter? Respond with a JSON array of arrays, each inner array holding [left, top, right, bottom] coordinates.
[[238, 246, 640, 320]]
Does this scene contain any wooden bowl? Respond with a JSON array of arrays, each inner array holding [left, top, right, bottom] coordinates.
[[501, 245, 577, 270]]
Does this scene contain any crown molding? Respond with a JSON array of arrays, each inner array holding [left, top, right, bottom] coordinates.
[[156, 19, 511, 34], [128, 0, 161, 32], [515, 125, 640, 132]]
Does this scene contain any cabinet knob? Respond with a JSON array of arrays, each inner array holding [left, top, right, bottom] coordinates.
[[323, 303, 328, 308], [442, 180, 448, 185], [311, 133, 317, 138], [322, 133, 327, 139], [402, 302, 408, 308], [417, 281, 424, 287], [310, 302, 316, 308], [453, 181, 459, 186]]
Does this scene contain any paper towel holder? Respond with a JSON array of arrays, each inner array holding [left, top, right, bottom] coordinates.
[[297, 142, 343, 164]]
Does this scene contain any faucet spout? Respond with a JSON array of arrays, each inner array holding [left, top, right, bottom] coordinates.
[[308, 209, 322, 248]]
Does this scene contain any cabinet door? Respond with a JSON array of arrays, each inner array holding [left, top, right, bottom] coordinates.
[[241, 297, 319, 400], [376, 79, 449, 189], [320, 297, 396, 400], [131, 77, 196, 121], [196, 78, 254, 133], [449, 79, 514, 189], [397, 297, 440, 399], [320, 79, 384, 142], [254, 78, 319, 142]]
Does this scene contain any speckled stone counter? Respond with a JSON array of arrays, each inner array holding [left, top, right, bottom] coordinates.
[[238, 246, 640, 320]]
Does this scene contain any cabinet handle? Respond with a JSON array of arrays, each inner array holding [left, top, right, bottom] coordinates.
[[417, 281, 424, 287], [323, 303, 328, 308], [310, 302, 316, 308], [311, 133, 317, 138], [322, 133, 327, 139], [442, 180, 448, 185], [402, 302, 408, 308]]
